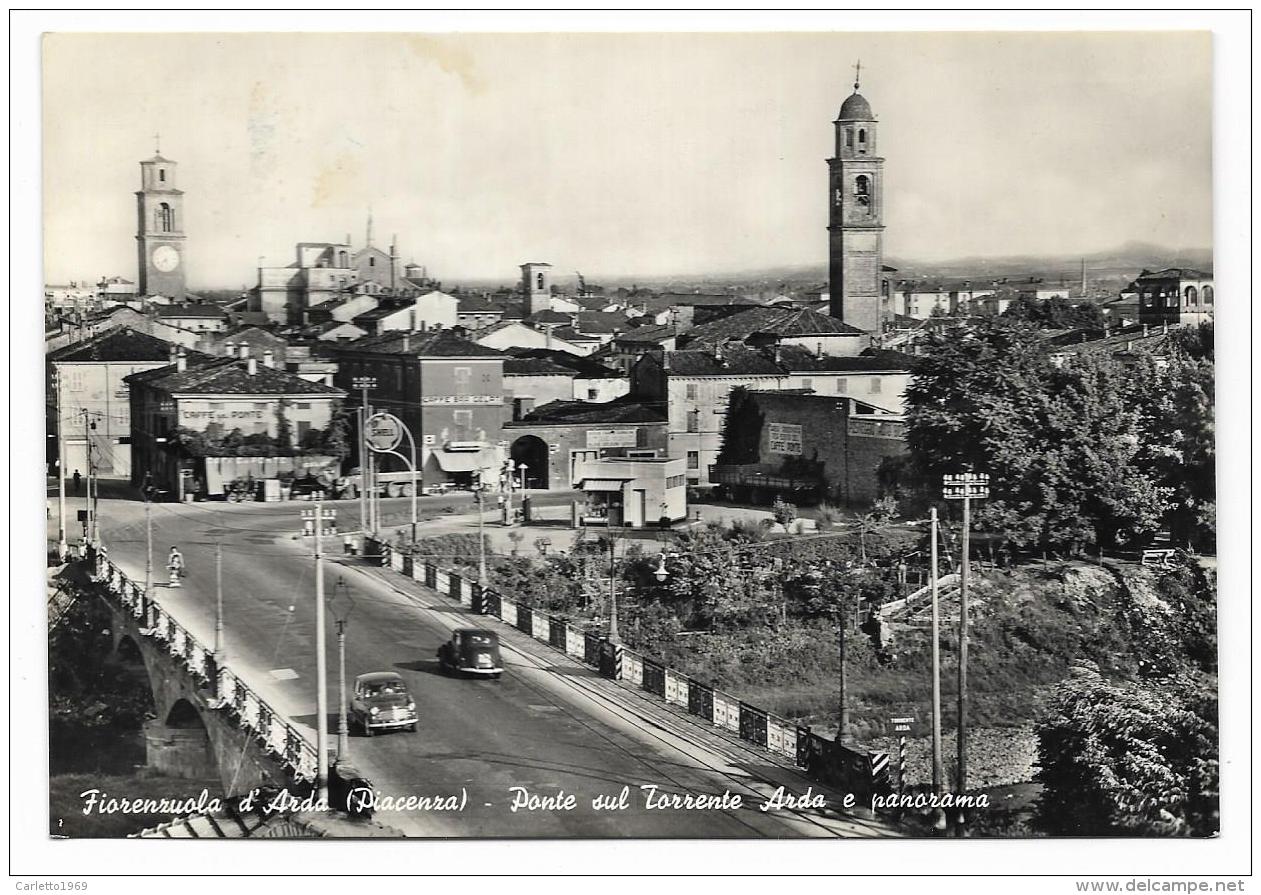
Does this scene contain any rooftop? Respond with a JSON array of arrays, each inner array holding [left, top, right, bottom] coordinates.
[[513, 398, 666, 425], [155, 303, 228, 320], [661, 346, 784, 377], [338, 329, 504, 358], [679, 306, 866, 348], [126, 356, 345, 396], [48, 326, 212, 364]]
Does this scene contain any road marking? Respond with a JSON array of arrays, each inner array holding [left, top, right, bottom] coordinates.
[[269, 668, 300, 681]]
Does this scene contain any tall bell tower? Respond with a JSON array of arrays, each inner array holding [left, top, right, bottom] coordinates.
[[827, 64, 884, 332], [136, 142, 187, 301]]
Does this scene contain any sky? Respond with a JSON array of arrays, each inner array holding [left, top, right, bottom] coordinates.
[[42, 31, 1213, 290]]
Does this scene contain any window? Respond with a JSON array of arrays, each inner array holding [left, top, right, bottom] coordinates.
[[685, 383, 698, 399], [686, 451, 700, 470], [453, 410, 473, 434], [869, 378, 882, 394], [836, 379, 848, 394], [1185, 285, 1198, 306], [369, 257, 375, 267], [159, 169, 165, 183], [454, 366, 471, 396], [254, 402, 268, 410], [295, 402, 311, 410], [801, 378, 813, 391], [296, 420, 311, 442], [537, 273, 545, 291], [854, 175, 871, 208], [845, 128, 854, 149], [155, 202, 174, 232], [666, 475, 685, 489], [686, 410, 700, 433], [1204, 285, 1214, 305], [587, 388, 598, 400]]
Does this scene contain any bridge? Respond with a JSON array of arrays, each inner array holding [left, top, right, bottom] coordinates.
[[78, 492, 896, 838]]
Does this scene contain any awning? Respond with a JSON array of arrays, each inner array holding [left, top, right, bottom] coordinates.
[[433, 450, 483, 473], [580, 478, 629, 492]]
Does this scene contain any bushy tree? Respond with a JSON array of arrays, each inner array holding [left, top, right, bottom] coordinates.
[[1034, 671, 1218, 836]]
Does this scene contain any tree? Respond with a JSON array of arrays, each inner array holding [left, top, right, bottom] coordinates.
[[716, 386, 763, 465], [1034, 670, 1218, 836], [770, 497, 798, 530], [903, 320, 1173, 554]]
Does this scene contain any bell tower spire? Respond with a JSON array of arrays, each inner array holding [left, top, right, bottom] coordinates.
[[826, 71, 885, 333]]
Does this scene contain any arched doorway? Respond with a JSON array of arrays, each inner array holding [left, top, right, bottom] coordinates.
[[510, 435, 550, 490]]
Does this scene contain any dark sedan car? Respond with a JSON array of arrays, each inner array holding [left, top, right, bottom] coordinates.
[[437, 628, 503, 678], [350, 672, 417, 736]]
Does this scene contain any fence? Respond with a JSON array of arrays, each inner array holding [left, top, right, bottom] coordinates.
[[93, 557, 319, 784], [369, 538, 891, 799]]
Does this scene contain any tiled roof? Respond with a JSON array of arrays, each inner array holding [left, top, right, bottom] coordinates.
[[48, 326, 213, 363], [338, 329, 504, 358], [572, 312, 625, 335], [552, 325, 603, 343], [505, 348, 624, 379], [127, 357, 344, 396], [1135, 268, 1213, 281], [663, 346, 784, 377], [680, 306, 866, 348], [504, 356, 578, 376], [155, 303, 227, 319], [514, 399, 666, 425], [457, 296, 503, 313], [615, 325, 675, 345], [526, 309, 574, 325], [776, 345, 914, 372]]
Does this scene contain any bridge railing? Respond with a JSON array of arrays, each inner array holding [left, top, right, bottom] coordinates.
[[367, 539, 890, 799], [95, 556, 319, 784]]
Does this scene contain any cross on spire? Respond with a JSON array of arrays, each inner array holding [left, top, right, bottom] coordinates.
[[853, 60, 862, 93], [154, 132, 161, 154]]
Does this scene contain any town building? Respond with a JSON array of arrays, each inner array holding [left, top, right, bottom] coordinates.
[[505, 348, 630, 403], [827, 70, 886, 332], [135, 151, 187, 302], [154, 302, 229, 333], [332, 330, 505, 488], [521, 262, 553, 317], [475, 320, 593, 356], [503, 356, 580, 420], [350, 290, 459, 335], [48, 327, 212, 480], [126, 350, 345, 500], [1124, 268, 1215, 327], [251, 241, 356, 324], [710, 390, 907, 506], [676, 305, 871, 357], [503, 398, 670, 495], [776, 346, 914, 414], [455, 295, 505, 331], [629, 346, 785, 487], [573, 455, 688, 528]]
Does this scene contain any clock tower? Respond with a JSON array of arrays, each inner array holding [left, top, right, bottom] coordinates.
[[136, 149, 186, 300], [827, 66, 885, 333]]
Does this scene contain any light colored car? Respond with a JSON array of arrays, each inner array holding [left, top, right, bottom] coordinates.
[[350, 671, 417, 736]]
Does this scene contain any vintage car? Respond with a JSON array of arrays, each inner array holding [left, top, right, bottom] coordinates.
[[350, 671, 417, 736], [436, 628, 503, 678]]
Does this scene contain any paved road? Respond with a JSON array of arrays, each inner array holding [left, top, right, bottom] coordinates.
[[86, 492, 894, 838]]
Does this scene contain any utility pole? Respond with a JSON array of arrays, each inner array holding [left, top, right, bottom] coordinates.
[[144, 490, 154, 603], [474, 474, 487, 587], [214, 541, 225, 694], [352, 376, 377, 539], [942, 472, 989, 828], [55, 370, 67, 559], [607, 533, 620, 643], [929, 507, 945, 829], [330, 578, 354, 762], [837, 603, 848, 743], [302, 500, 336, 804], [83, 411, 94, 545]]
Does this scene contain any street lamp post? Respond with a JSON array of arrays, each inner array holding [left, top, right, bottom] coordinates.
[[351, 376, 377, 541], [473, 474, 487, 587], [330, 579, 355, 760], [213, 541, 225, 697], [301, 500, 337, 803], [606, 533, 620, 643]]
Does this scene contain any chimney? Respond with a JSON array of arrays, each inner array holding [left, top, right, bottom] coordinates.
[[247, 357, 258, 375], [1162, 321, 1169, 334], [239, 343, 250, 360], [176, 347, 187, 373], [1142, 324, 1149, 337], [168, 344, 178, 365], [263, 349, 275, 369], [402, 332, 410, 352], [1126, 340, 1134, 352]]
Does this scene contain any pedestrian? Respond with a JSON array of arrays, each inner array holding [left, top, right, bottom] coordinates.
[[72, 469, 82, 495]]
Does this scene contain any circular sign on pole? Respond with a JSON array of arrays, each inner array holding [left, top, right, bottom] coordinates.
[[365, 412, 404, 453]]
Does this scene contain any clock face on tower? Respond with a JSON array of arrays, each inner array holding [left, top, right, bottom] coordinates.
[[152, 245, 180, 273]]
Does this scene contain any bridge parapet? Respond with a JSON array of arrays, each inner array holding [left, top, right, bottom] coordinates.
[[95, 556, 319, 786]]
